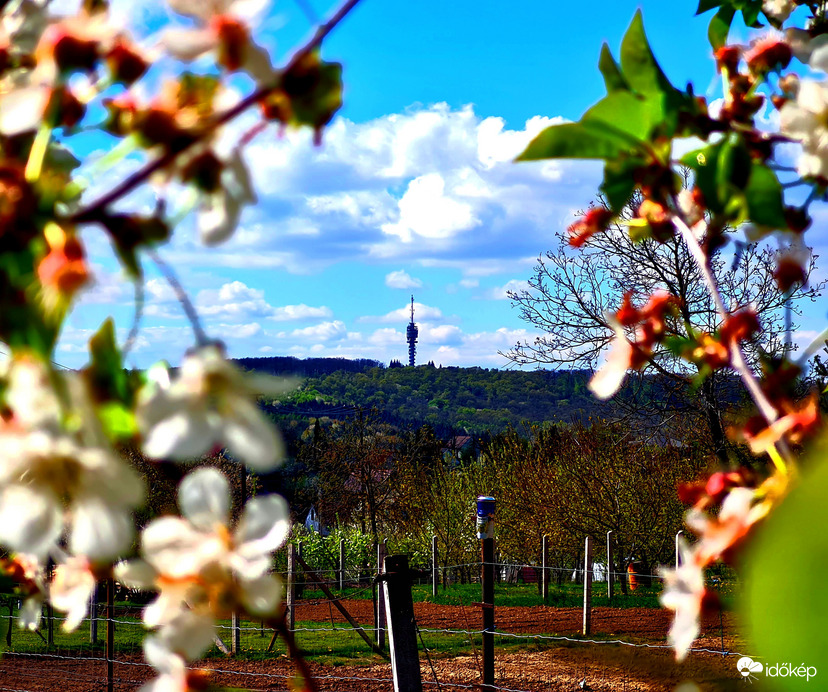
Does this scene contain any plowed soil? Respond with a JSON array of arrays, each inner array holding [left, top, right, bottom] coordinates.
[[0, 601, 757, 691]]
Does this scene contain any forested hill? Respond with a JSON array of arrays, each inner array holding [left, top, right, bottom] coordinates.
[[236, 356, 614, 435]]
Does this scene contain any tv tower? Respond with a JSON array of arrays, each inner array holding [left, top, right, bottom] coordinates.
[[406, 295, 418, 367]]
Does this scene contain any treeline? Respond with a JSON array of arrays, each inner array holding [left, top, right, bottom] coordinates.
[[269, 412, 711, 579], [233, 356, 382, 378], [239, 356, 613, 434]]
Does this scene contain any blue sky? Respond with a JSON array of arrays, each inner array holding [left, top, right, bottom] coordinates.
[[56, 0, 827, 369]]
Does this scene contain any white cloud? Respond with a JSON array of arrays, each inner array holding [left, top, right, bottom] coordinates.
[[359, 302, 445, 324], [487, 279, 531, 300], [288, 321, 348, 342], [385, 270, 423, 290], [160, 103, 600, 272]]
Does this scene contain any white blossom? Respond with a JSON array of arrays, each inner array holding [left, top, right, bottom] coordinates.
[[779, 79, 828, 179], [137, 345, 290, 471], [116, 468, 288, 632]]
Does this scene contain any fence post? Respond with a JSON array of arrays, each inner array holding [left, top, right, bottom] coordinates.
[[675, 530, 683, 567], [432, 534, 438, 597], [541, 535, 549, 605], [376, 540, 387, 650], [90, 582, 98, 644], [339, 538, 346, 590], [383, 555, 423, 692], [106, 578, 114, 692], [482, 536, 494, 692], [46, 601, 54, 648], [583, 536, 592, 635], [287, 543, 296, 632], [606, 530, 613, 602]]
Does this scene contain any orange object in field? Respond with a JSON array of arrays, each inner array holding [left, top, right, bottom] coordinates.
[[628, 562, 638, 591]]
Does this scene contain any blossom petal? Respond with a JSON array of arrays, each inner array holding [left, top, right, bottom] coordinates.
[[178, 468, 230, 531], [0, 486, 61, 559], [70, 497, 133, 560], [114, 559, 157, 590], [19, 596, 43, 631], [588, 336, 632, 400], [239, 573, 281, 616], [236, 494, 289, 554], [223, 396, 283, 471], [159, 610, 216, 660], [50, 558, 96, 632], [162, 27, 216, 62], [142, 517, 218, 577], [0, 85, 49, 136], [142, 409, 217, 461]]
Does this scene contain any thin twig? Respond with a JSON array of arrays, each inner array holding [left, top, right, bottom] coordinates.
[[68, 0, 363, 225], [146, 248, 208, 346], [673, 215, 780, 424], [269, 613, 320, 692], [121, 276, 144, 358]]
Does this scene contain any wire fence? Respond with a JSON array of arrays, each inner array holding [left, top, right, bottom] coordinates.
[[0, 560, 747, 691]]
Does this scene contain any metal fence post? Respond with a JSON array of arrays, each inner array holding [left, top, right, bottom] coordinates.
[[339, 538, 345, 590], [541, 534, 549, 605], [287, 543, 296, 632], [606, 530, 613, 602], [482, 536, 494, 692], [583, 536, 593, 635], [432, 534, 438, 597], [106, 578, 114, 692], [376, 540, 387, 650]]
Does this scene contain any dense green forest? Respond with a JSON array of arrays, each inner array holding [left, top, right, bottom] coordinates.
[[237, 356, 613, 435]]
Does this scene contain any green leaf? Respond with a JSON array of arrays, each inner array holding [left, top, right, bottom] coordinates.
[[583, 91, 656, 141], [517, 121, 639, 161], [601, 157, 640, 213], [620, 10, 675, 97], [681, 143, 725, 214], [744, 163, 787, 228], [741, 1, 764, 27], [708, 5, 735, 49], [86, 318, 130, 404], [97, 401, 137, 439], [744, 441, 828, 686], [598, 44, 630, 92], [717, 133, 752, 197], [696, 0, 725, 14]]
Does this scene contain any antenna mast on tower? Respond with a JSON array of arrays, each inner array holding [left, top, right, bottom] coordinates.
[[406, 295, 418, 367]]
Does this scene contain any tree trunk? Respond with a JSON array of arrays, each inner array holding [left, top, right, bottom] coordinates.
[[701, 377, 729, 464]]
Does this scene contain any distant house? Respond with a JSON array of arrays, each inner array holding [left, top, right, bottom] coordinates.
[[304, 505, 330, 536], [442, 435, 473, 464]]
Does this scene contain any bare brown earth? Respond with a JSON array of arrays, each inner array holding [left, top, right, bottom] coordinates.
[[0, 601, 763, 691]]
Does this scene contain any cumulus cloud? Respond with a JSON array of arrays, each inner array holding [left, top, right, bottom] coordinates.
[[385, 270, 423, 290], [487, 279, 531, 300], [359, 302, 445, 324], [159, 103, 600, 272]]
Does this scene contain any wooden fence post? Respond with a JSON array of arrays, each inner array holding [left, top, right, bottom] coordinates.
[[376, 540, 387, 650], [383, 555, 422, 692], [432, 535, 438, 597], [106, 578, 114, 692], [339, 538, 345, 590], [287, 543, 296, 632], [583, 536, 592, 635], [606, 530, 613, 602], [541, 535, 549, 605], [482, 537, 494, 692]]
